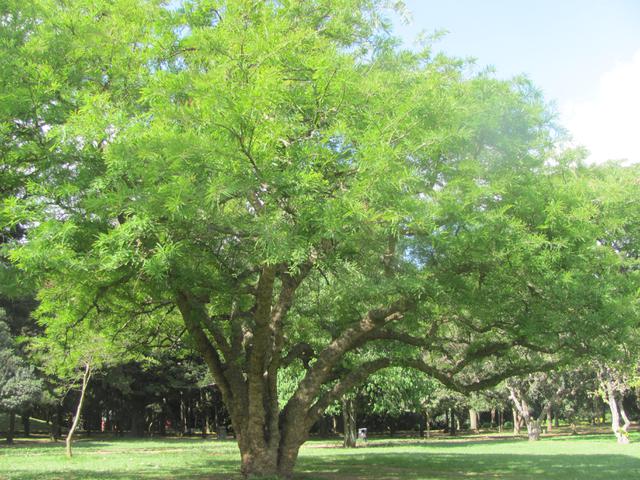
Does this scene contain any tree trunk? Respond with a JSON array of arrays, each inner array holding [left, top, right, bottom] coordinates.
[[444, 409, 449, 433], [449, 409, 457, 436], [512, 408, 520, 435], [498, 408, 503, 433], [509, 388, 540, 441], [469, 408, 478, 433], [619, 399, 631, 440], [604, 376, 630, 444], [6, 411, 16, 444], [66, 362, 92, 458], [425, 410, 430, 438], [546, 408, 552, 431], [342, 397, 356, 448], [490, 408, 496, 429], [22, 413, 31, 437]]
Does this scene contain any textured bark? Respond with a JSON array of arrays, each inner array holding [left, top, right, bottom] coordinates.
[[342, 397, 357, 448]]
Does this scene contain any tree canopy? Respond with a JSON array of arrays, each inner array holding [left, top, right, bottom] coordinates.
[[1, 0, 639, 477]]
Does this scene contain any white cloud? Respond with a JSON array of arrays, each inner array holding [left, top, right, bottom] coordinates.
[[560, 49, 640, 165]]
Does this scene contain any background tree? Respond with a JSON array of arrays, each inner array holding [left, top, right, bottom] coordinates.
[[0, 312, 42, 444]]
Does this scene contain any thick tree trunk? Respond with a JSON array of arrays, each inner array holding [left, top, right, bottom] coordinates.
[[469, 408, 478, 433], [546, 408, 552, 431], [342, 397, 356, 448], [175, 273, 409, 478], [66, 362, 92, 458], [6, 411, 16, 444]]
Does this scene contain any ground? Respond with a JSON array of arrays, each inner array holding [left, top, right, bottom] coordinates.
[[1, 431, 639, 479]]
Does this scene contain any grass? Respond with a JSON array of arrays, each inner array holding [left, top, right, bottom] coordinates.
[[1, 431, 639, 479]]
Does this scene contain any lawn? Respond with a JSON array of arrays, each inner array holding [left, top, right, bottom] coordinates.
[[1, 432, 639, 479]]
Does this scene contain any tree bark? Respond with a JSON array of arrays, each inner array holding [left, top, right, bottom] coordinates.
[[449, 409, 457, 436], [66, 362, 92, 458], [512, 408, 520, 435], [469, 408, 478, 433], [601, 370, 630, 444], [509, 388, 540, 441], [342, 397, 356, 448], [6, 411, 16, 444], [425, 410, 430, 438]]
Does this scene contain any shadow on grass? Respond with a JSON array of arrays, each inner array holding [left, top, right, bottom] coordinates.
[[3, 436, 640, 480], [296, 451, 640, 480]]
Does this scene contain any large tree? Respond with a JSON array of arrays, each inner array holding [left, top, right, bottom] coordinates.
[[4, 1, 638, 477]]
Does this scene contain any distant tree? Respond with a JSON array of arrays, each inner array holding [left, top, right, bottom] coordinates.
[[0, 313, 42, 443]]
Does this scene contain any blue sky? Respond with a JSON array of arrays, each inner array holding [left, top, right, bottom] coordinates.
[[391, 0, 640, 164]]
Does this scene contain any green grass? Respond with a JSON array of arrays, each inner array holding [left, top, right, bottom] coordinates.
[[1, 432, 639, 479]]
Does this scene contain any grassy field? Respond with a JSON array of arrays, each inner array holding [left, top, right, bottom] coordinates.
[[1, 432, 639, 479]]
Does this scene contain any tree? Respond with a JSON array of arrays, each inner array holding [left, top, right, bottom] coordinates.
[[0, 313, 42, 443], [5, 1, 638, 477]]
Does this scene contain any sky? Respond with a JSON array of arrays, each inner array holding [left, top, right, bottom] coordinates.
[[390, 0, 640, 164]]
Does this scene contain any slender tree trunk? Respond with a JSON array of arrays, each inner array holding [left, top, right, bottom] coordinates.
[[512, 408, 520, 435], [619, 399, 631, 440], [425, 410, 430, 438], [490, 408, 496, 429], [444, 409, 449, 433], [498, 408, 503, 433], [546, 408, 552, 431], [66, 362, 92, 458]]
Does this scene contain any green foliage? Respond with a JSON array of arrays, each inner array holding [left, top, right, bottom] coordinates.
[[1, 4, 639, 468], [0, 312, 42, 413]]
